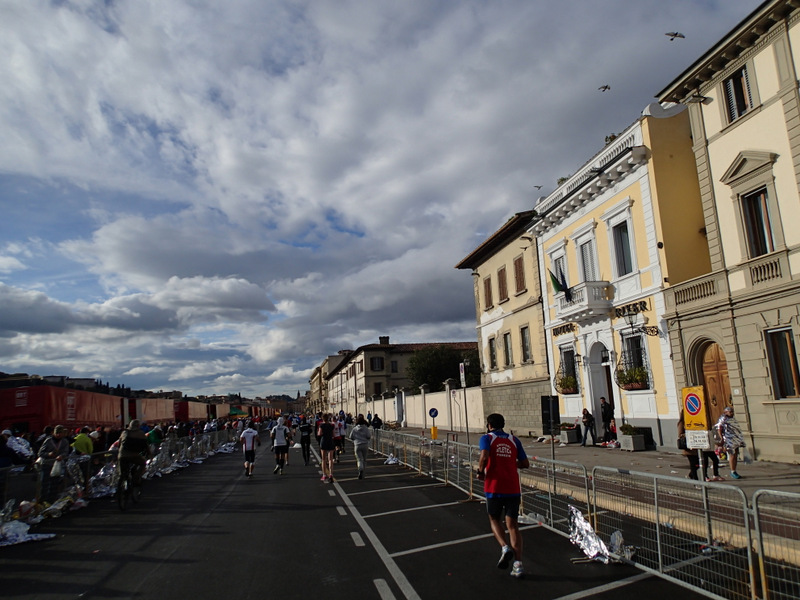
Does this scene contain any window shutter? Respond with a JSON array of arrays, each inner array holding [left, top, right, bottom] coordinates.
[[580, 241, 596, 281], [514, 256, 526, 293], [483, 277, 493, 308], [743, 67, 753, 111], [498, 267, 508, 301], [725, 77, 736, 122]]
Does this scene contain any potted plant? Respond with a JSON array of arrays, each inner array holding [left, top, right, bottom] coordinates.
[[618, 423, 646, 451], [617, 366, 649, 391], [559, 421, 581, 444], [559, 375, 578, 395]]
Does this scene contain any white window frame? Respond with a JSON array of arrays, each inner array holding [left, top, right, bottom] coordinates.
[[601, 197, 638, 281], [571, 220, 599, 283]]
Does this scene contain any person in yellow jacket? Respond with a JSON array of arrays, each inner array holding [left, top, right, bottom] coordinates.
[[71, 427, 94, 455]]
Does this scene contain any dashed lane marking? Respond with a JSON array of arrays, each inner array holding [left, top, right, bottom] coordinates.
[[374, 579, 396, 600], [337, 506, 347, 516], [351, 531, 365, 547]]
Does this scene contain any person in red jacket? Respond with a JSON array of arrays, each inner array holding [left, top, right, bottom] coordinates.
[[477, 413, 530, 579]]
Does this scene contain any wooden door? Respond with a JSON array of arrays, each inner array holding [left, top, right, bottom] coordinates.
[[702, 343, 731, 427]]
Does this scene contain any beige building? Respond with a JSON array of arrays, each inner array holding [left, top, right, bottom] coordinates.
[[530, 104, 709, 448], [308, 353, 347, 414], [658, 0, 800, 462], [456, 210, 553, 436], [326, 336, 476, 420]]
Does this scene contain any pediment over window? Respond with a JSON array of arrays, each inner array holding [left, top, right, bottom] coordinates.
[[720, 151, 778, 185]]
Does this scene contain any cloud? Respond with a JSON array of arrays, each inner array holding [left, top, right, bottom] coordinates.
[[0, 0, 758, 396]]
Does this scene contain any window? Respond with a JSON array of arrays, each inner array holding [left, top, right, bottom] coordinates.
[[497, 267, 509, 302], [390, 360, 398, 373], [622, 335, 645, 368], [612, 221, 633, 276], [767, 328, 800, 398], [373, 382, 383, 396], [553, 255, 567, 288], [560, 347, 577, 379], [724, 66, 753, 123], [503, 332, 513, 367], [520, 326, 532, 363], [579, 239, 597, 282], [742, 188, 775, 258], [513, 256, 526, 294], [483, 277, 493, 309], [488, 338, 498, 369], [370, 357, 384, 371]]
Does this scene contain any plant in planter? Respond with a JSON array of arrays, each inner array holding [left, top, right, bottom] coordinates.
[[618, 423, 646, 451], [617, 366, 649, 391], [559, 421, 581, 443], [559, 375, 578, 395]]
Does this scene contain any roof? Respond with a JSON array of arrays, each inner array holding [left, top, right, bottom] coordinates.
[[454, 210, 537, 270], [657, 0, 786, 102], [325, 341, 477, 379]]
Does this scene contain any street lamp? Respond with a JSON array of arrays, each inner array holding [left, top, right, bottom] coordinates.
[[623, 311, 660, 336]]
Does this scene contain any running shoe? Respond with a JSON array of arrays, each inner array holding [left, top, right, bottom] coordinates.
[[497, 545, 514, 569], [273, 465, 280, 474], [510, 561, 524, 579], [320, 475, 327, 481], [731, 471, 742, 479]]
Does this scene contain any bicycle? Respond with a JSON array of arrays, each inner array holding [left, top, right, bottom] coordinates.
[[117, 460, 143, 511]]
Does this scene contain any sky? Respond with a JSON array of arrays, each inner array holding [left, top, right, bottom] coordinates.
[[0, 0, 760, 398]]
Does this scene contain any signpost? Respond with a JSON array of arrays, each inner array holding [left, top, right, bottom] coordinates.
[[429, 407, 438, 440], [682, 386, 713, 472]]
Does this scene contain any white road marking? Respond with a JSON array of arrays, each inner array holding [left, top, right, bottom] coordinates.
[[328, 489, 336, 497], [351, 531, 365, 546], [333, 482, 422, 600], [337, 506, 347, 516], [552, 572, 652, 599], [388, 524, 540, 558], [365, 501, 463, 519], [347, 483, 441, 497], [374, 579, 396, 600]]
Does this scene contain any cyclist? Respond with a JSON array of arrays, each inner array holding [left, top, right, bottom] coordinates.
[[118, 419, 151, 486]]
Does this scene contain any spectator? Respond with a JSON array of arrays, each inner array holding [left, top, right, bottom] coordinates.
[[600, 397, 614, 442], [71, 427, 94, 455], [716, 406, 746, 479], [580, 408, 597, 447], [37, 425, 70, 503], [371, 413, 383, 430]]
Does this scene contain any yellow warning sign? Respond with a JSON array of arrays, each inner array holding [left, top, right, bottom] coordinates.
[[681, 386, 708, 431]]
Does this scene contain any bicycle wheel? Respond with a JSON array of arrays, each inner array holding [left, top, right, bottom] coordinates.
[[117, 476, 130, 511]]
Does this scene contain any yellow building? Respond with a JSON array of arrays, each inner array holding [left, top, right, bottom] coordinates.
[[658, 0, 800, 462], [530, 104, 709, 448], [456, 210, 552, 436]]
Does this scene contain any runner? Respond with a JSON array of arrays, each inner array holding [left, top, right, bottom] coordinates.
[[270, 417, 291, 475], [317, 413, 336, 483], [333, 415, 346, 462], [240, 421, 260, 478], [297, 415, 313, 466]]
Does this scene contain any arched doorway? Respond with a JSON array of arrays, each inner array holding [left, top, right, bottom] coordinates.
[[588, 342, 615, 436], [701, 342, 731, 427]]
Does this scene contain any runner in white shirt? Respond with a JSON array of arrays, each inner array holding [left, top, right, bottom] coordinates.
[[240, 422, 260, 478], [270, 417, 292, 475]]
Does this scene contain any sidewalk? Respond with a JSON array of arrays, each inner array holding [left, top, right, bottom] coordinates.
[[397, 426, 800, 498]]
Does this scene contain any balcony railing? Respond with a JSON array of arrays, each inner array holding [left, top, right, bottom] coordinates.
[[665, 270, 729, 313], [555, 281, 612, 322]]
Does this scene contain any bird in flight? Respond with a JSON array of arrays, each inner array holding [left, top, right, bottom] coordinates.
[[534, 185, 543, 190], [598, 85, 610, 92], [665, 32, 685, 41]]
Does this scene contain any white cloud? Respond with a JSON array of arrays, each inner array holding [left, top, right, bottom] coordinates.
[[0, 0, 758, 396]]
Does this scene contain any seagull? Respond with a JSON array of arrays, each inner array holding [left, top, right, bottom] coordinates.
[[533, 185, 543, 190], [665, 32, 685, 41], [598, 85, 610, 92]]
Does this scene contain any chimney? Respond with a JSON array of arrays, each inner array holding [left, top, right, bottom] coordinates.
[[379, 336, 390, 345]]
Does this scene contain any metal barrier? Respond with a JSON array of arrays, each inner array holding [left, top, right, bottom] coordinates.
[[592, 466, 756, 600], [522, 457, 590, 536], [753, 490, 800, 600]]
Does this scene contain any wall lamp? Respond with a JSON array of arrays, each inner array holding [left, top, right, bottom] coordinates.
[[623, 311, 661, 337]]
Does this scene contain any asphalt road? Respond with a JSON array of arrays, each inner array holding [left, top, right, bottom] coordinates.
[[1, 442, 712, 600]]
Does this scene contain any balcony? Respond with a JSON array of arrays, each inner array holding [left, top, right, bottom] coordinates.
[[664, 270, 730, 315], [555, 280, 612, 322]]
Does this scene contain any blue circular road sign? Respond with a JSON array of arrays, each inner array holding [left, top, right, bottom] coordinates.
[[429, 408, 439, 418]]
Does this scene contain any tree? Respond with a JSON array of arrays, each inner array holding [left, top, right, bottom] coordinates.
[[406, 345, 480, 393]]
